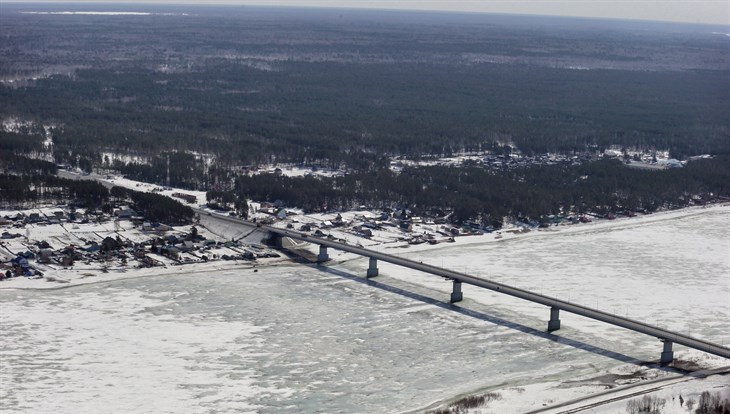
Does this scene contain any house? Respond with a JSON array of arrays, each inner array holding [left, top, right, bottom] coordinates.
[[660, 159, 683, 168], [356, 228, 373, 238], [38, 249, 54, 264], [116, 208, 137, 220], [172, 192, 198, 204], [101, 236, 121, 252], [163, 246, 180, 260], [394, 209, 411, 220], [156, 224, 172, 233], [276, 209, 287, 220], [180, 241, 196, 252], [333, 214, 344, 226], [10, 256, 33, 276], [399, 220, 412, 232], [61, 256, 74, 267]]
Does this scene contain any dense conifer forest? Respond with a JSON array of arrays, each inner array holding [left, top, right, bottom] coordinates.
[[1, 5, 729, 222]]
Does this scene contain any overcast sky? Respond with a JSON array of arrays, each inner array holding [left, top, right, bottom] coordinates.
[[4, 1, 729, 26]]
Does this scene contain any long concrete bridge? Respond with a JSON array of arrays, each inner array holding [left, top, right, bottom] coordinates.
[[57, 170, 730, 364], [202, 214, 730, 365]]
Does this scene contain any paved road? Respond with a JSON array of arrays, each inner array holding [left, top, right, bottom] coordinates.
[[58, 170, 115, 189]]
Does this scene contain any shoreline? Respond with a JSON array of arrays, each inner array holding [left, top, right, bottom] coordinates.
[[310, 201, 730, 262], [2, 202, 728, 291]]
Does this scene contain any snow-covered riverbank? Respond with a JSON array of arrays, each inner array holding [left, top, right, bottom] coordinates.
[[3, 201, 727, 291]]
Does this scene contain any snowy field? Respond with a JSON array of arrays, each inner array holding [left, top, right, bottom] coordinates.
[[1, 206, 728, 413]]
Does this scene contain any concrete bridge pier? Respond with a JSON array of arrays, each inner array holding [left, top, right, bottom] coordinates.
[[548, 307, 561, 332], [660, 339, 674, 364], [450, 280, 463, 303], [367, 257, 379, 278], [317, 245, 329, 263]]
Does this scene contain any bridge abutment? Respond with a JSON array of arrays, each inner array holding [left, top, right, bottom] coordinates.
[[548, 307, 561, 332], [660, 339, 674, 364], [450, 280, 463, 303], [317, 245, 329, 263], [367, 257, 379, 278]]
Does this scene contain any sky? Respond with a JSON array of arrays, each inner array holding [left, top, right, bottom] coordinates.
[[3, 1, 729, 26]]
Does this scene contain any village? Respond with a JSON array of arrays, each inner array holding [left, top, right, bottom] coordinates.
[[386, 146, 694, 173], [0, 204, 282, 284]]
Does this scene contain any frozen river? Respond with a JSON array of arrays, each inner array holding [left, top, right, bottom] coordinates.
[[1, 206, 728, 413]]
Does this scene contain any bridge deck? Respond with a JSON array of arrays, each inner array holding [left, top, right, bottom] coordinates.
[[208, 214, 730, 361]]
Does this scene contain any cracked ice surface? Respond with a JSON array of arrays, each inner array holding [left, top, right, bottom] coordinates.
[[0, 268, 629, 413]]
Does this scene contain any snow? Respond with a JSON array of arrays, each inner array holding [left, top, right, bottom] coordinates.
[[250, 164, 346, 179], [1, 204, 728, 413], [0, 288, 274, 414]]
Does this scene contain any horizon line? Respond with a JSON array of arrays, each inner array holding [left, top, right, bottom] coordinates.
[[2, 1, 729, 28]]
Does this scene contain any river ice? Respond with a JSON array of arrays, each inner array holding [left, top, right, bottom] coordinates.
[[1, 206, 728, 413]]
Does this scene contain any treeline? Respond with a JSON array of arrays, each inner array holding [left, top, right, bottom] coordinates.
[[0, 173, 193, 224], [111, 186, 194, 225], [0, 174, 108, 207], [115, 152, 208, 191], [0, 131, 46, 153], [228, 157, 730, 223], [0, 151, 57, 176]]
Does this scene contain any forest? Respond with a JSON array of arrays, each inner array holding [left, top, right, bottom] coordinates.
[[228, 156, 730, 224], [1, 5, 729, 222], [2, 5, 729, 168]]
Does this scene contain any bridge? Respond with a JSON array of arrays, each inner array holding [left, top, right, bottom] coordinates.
[[201, 214, 730, 365], [59, 170, 730, 364]]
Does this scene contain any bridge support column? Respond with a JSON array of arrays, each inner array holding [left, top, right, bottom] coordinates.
[[548, 307, 561, 332], [317, 245, 329, 263], [366, 257, 379, 278], [450, 280, 463, 303], [660, 339, 674, 364]]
